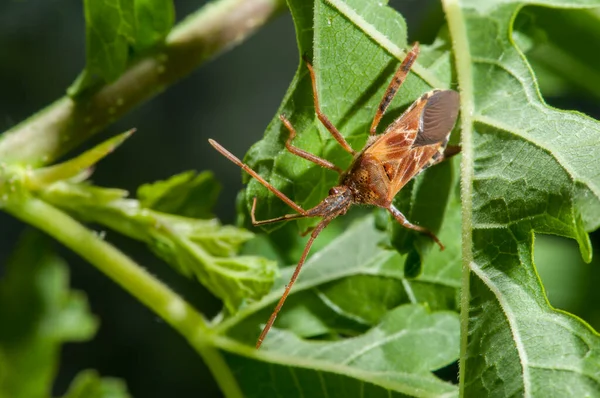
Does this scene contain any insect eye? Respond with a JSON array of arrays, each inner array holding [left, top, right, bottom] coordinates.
[[329, 188, 337, 195]]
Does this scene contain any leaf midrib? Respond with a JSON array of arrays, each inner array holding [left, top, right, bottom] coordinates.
[[440, 0, 477, 397], [469, 260, 531, 395], [213, 334, 458, 397]]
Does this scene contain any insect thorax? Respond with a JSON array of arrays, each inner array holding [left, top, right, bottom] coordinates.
[[342, 153, 391, 207]]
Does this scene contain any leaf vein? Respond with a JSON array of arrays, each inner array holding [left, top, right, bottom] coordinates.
[[469, 260, 531, 397], [474, 115, 600, 201]]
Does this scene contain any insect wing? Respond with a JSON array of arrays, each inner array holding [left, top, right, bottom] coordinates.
[[414, 90, 460, 147], [365, 90, 459, 201]]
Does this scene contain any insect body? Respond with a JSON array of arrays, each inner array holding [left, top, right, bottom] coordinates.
[[209, 43, 460, 349]]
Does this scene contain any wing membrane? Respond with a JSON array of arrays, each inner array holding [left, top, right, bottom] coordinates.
[[364, 89, 459, 200]]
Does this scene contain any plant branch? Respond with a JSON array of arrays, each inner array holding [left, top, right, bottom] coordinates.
[[0, 0, 287, 167], [441, 0, 475, 395], [5, 196, 243, 398]]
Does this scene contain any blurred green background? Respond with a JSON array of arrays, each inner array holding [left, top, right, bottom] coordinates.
[[0, 1, 598, 397]]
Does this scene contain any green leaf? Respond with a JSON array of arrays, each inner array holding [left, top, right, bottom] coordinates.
[[218, 217, 459, 396], [69, 0, 136, 95], [268, 304, 458, 384], [444, 0, 600, 395], [225, 216, 404, 341], [61, 370, 130, 398], [0, 232, 98, 398], [68, 0, 174, 95], [228, 305, 458, 398], [27, 130, 134, 190], [40, 179, 277, 313], [134, 0, 175, 51], [137, 170, 221, 219], [84, 0, 135, 81]]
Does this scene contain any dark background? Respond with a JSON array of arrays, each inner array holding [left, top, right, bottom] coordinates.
[[0, 1, 598, 397]]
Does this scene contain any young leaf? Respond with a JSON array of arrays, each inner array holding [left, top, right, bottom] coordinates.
[[22, 127, 276, 312], [40, 179, 277, 313], [443, 0, 600, 394], [27, 130, 134, 189], [0, 232, 98, 398], [137, 170, 221, 219]]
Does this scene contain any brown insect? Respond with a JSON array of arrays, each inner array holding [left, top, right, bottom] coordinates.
[[209, 42, 460, 349]]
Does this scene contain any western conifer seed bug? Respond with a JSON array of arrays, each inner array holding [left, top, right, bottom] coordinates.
[[209, 43, 460, 349]]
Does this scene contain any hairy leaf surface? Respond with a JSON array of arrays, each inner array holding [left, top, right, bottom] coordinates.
[[447, 0, 600, 395], [219, 217, 460, 396]]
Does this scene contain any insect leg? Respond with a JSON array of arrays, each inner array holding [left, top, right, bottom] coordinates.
[[303, 56, 356, 155], [370, 43, 420, 135], [250, 197, 310, 226], [209, 139, 307, 215], [388, 204, 445, 251], [280, 114, 343, 174], [256, 219, 330, 349]]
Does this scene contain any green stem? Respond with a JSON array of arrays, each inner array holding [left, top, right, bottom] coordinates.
[[0, 0, 287, 167], [440, 0, 474, 396], [6, 196, 243, 398]]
